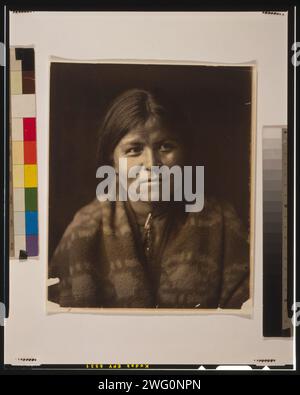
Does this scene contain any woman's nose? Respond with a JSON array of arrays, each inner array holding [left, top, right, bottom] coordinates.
[[142, 147, 160, 169]]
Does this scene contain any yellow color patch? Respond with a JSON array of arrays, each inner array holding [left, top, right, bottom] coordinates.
[[12, 165, 24, 188], [12, 141, 24, 164], [10, 71, 23, 95], [24, 164, 38, 187]]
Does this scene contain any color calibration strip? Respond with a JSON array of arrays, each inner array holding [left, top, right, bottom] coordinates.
[[262, 126, 291, 337], [10, 47, 38, 258]]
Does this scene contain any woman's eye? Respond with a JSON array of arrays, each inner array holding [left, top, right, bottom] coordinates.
[[125, 146, 142, 156], [160, 142, 175, 152]]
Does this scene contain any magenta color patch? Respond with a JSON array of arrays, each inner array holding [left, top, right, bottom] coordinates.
[[23, 118, 36, 141]]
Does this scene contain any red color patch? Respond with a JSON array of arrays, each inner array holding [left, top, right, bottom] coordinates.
[[24, 141, 37, 164], [23, 118, 36, 141]]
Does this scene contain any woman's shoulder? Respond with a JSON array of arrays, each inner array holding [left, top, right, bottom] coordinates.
[[54, 198, 103, 253], [190, 196, 237, 217], [187, 196, 247, 234], [72, 198, 102, 224]]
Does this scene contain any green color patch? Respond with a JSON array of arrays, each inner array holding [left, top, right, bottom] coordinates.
[[25, 188, 37, 211]]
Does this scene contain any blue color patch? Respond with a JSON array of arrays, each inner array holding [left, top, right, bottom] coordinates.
[[25, 210, 38, 235]]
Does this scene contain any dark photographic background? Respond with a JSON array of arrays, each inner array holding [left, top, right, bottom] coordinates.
[[49, 63, 253, 260]]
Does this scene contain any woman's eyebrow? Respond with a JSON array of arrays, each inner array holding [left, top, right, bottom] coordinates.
[[154, 138, 178, 145], [121, 138, 144, 146]]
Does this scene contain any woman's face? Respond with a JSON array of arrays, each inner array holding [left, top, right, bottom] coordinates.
[[112, 117, 185, 202]]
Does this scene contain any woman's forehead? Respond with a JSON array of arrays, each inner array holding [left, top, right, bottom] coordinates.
[[120, 124, 174, 145]]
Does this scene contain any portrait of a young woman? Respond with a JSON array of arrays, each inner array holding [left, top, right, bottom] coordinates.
[[48, 87, 250, 310]]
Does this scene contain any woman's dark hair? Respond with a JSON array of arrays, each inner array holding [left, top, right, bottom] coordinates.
[[96, 88, 193, 168]]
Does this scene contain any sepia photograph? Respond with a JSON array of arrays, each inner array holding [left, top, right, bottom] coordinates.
[[47, 61, 255, 311], [5, 5, 297, 372], [5, 7, 295, 371]]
